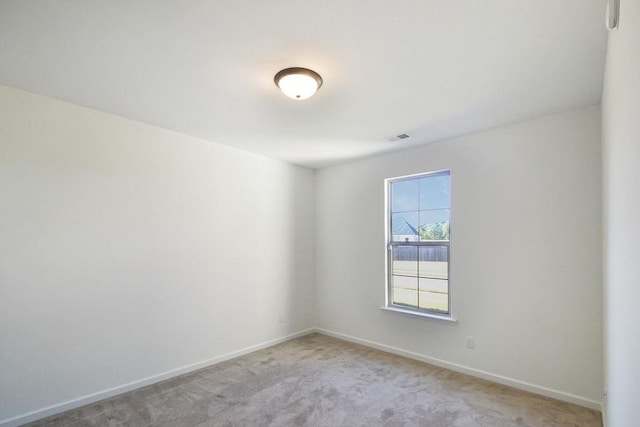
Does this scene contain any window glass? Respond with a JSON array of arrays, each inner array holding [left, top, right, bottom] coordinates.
[[387, 170, 451, 316], [391, 212, 420, 242], [419, 174, 450, 210], [391, 179, 419, 212]]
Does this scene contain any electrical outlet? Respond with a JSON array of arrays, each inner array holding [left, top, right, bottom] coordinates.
[[466, 336, 475, 349]]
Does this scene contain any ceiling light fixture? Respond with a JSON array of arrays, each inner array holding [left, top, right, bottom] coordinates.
[[274, 67, 323, 100]]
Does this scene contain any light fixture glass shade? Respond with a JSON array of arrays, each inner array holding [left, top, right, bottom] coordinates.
[[274, 67, 322, 100]]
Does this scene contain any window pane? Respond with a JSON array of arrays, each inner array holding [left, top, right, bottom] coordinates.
[[387, 170, 452, 317], [418, 209, 450, 241], [418, 246, 449, 313], [418, 278, 449, 312], [419, 173, 450, 211], [391, 246, 418, 308], [391, 212, 420, 242], [418, 245, 449, 278], [391, 179, 419, 213]]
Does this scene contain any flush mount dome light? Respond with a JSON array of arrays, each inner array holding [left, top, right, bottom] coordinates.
[[274, 67, 323, 100]]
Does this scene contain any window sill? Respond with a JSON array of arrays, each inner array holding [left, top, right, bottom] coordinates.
[[380, 306, 458, 324]]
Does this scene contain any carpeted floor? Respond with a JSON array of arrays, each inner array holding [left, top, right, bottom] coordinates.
[[27, 333, 602, 426]]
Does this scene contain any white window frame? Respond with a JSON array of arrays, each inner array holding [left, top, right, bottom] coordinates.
[[383, 170, 455, 322]]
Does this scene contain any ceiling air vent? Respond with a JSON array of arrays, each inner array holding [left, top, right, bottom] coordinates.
[[388, 133, 410, 142]]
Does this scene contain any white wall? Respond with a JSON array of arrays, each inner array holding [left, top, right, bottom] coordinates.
[[0, 81, 606, 424], [315, 107, 603, 406], [602, 0, 640, 424], [0, 85, 315, 424]]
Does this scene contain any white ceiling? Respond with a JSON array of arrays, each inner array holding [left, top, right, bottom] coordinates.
[[0, 1, 608, 168]]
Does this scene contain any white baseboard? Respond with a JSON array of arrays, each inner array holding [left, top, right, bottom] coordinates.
[[313, 327, 602, 412], [0, 328, 314, 427]]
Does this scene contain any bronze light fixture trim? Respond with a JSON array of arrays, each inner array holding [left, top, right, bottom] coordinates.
[[274, 67, 323, 100]]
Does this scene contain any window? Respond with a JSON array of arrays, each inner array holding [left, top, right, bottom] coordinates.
[[386, 170, 451, 317]]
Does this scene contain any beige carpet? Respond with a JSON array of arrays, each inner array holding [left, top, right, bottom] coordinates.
[[27, 333, 601, 426]]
